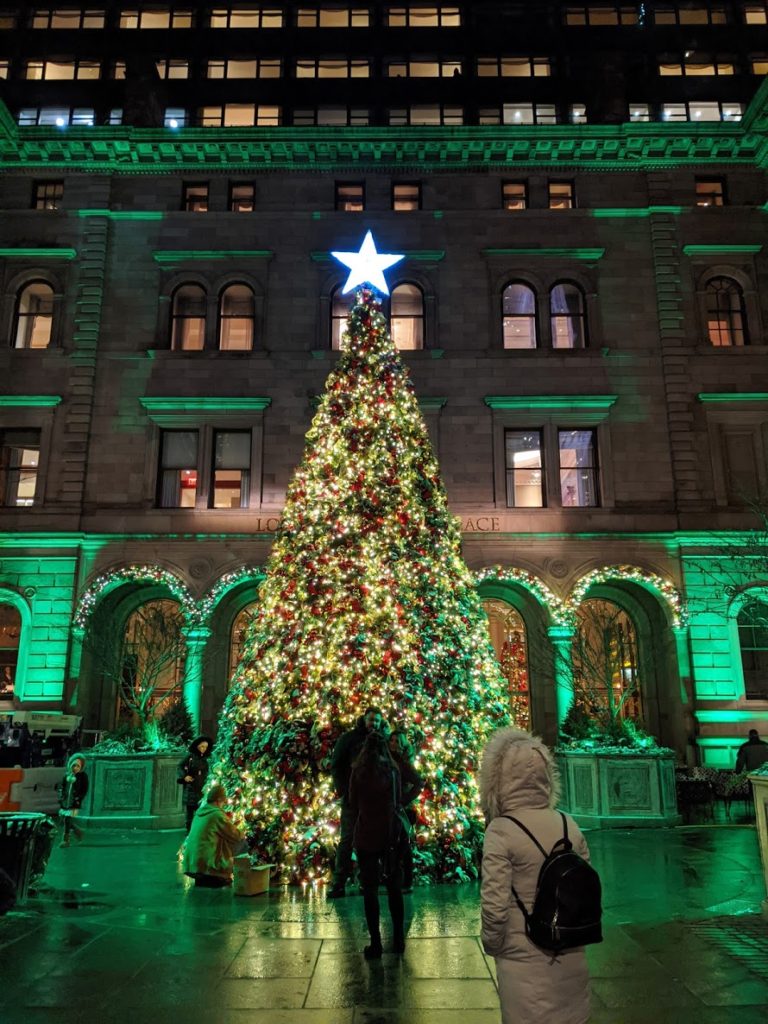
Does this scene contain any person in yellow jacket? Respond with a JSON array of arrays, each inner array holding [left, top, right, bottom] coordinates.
[[182, 784, 244, 888]]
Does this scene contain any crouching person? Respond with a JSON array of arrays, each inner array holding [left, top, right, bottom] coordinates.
[[183, 784, 244, 888]]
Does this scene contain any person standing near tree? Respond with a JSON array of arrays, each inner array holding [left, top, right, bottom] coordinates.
[[388, 728, 423, 893], [328, 706, 383, 898], [177, 736, 212, 833], [735, 729, 768, 773], [58, 753, 88, 847], [349, 731, 406, 958]]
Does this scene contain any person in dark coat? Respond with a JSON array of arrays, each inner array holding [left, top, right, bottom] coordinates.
[[388, 728, 423, 892], [328, 707, 383, 897], [735, 729, 768, 773], [178, 736, 212, 833], [349, 731, 406, 959], [59, 752, 88, 847]]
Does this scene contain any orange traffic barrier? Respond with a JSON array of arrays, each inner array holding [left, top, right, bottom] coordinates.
[[0, 768, 23, 811]]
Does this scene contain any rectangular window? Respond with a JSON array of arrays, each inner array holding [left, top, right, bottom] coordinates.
[[157, 59, 190, 79], [662, 101, 743, 122], [386, 6, 461, 26], [336, 182, 365, 211], [0, 431, 41, 507], [565, 6, 638, 25], [505, 430, 544, 508], [297, 7, 370, 26], [629, 104, 650, 121], [182, 182, 209, 212], [31, 9, 105, 28], [33, 180, 64, 210], [744, 3, 768, 23], [479, 104, 557, 125], [210, 7, 283, 27], [570, 103, 587, 123], [229, 183, 255, 212], [752, 55, 768, 74], [25, 59, 101, 80], [559, 429, 599, 507], [477, 57, 551, 77], [18, 107, 95, 126], [388, 105, 463, 125], [293, 107, 369, 125], [695, 178, 726, 206], [549, 181, 575, 209], [295, 58, 369, 78], [211, 431, 251, 508], [659, 54, 735, 76], [392, 182, 421, 211], [120, 8, 193, 28], [502, 181, 528, 210], [0, 61, 8, 79], [158, 431, 198, 508], [207, 58, 281, 78], [165, 107, 187, 127], [199, 104, 280, 126], [387, 58, 461, 77], [655, 4, 727, 24]]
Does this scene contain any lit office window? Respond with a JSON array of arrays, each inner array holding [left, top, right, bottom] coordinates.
[[695, 178, 726, 206], [33, 180, 64, 210], [199, 104, 281, 126], [392, 182, 421, 211], [229, 183, 256, 212], [157, 60, 189, 79], [120, 8, 193, 28], [336, 182, 365, 211], [0, 431, 41, 507], [505, 431, 544, 507], [479, 104, 557, 125], [706, 277, 748, 346], [549, 181, 576, 209], [386, 6, 461, 26], [297, 7, 370, 26], [559, 430, 599, 507], [388, 105, 463, 125], [218, 284, 255, 351], [390, 284, 424, 350], [31, 9, 105, 28], [14, 282, 55, 348], [387, 58, 462, 76], [296, 58, 369, 77], [158, 431, 198, 508], [24, 59, 101, 80], [477, 57, 551, 77], [293, 107, 369, 125], [207, 58, 281, 78], [210, 6, 283, 26]]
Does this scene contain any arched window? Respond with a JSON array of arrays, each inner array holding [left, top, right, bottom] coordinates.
[[738, 600, 768, 700], [706, 276, 747, 346], [229, 602, 259, 681], [550, 282, 587, 349], [171, 284, 206, 350], [14, 281, 54, 349], [572, 599, 641, 725], [218, 283, 255, 351], [118, 599, 185, 727], [502, 282, 537, 349], [0, 603, 21, 700], [390, 283, 424, 350], [331, 286, 354, 350], [482, 599, 531, 730]]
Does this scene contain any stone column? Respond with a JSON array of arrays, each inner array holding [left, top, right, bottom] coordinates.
[[548, 626, 575, 731], [182, 626, 211, 732], [673, 625, 697, 767]]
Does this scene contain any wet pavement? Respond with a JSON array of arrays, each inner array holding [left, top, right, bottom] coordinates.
[[1, 824, 767, 1023]]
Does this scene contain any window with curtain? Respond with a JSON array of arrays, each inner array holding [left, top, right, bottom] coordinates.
[[559, 429, 599, 506], [502, 283, 537, 349], [171, 284, 206, 350], [505, 430, 544, 507], [706, 276, 748, 346], [738, 601, 768, 699], [218, 284, 255, 350], [0, 430, 40, 506], [390, 284, 424, 350], [550, 282, 587, 349], [212, 431, 251, 508], [14, 281, 54, 349], [331, 287, 354, 350], [158, 430, 198, 507]]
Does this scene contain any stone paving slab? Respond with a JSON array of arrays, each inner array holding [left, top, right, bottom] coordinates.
[[0, 825, 767, 1022]]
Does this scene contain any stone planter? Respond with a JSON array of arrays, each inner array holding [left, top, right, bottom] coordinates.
[[748, 772, 768, 918], [556, 749, 681, 829], [78, 752, 184, 830]]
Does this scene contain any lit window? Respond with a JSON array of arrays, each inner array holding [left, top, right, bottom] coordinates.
[[25, 59, 101, 80], [182, 182, 209, 212], [629, 104, 650, 121], [655, 4, 727, 24], [550, 283, 587, 349], [738, 601, 768, 700], [199, 104, 280, 126], [33, 180, 64, 210], [388, 105, 463, 125], [663, 101, 742, 121], [293, 107, 369, 125], [120, 8, 193, 28], [211, 431, 251, 508], [386, 6, 461, 26], [207, 58, 281, 78], [570, 103, 587, 123], [14, 282, 54, 349], [744, 3, 768, 23], [31, 9, 105, 29], [0, 61, 8, 79], [229, 183, 255, 212], [331, 286, 353, 350], [23, 107, 96, 126], [479, 104, 557, 125], [387, 58, 461, 77], [505, 430, 544, 508], [164, 107, 187, 127], [659, 54, 735, 75], [210, 6, 283, 27], [0, 603, 21, 702], [390, 284, 424, 350], [502, 181, 528, 210], [559, 430, 599, 506], [229, 603, 258, 679], [296, 58, 369, 77], [336, 182, 365, 211], [218, 284, 255, 351], [549, 181, 575, 209], [695, 178, 726, 206], [0, 431, 40, 507], [706, 277, 748, 346], [477, 56, 550, 77], [392, 182, 421, 211], [752, 55, 768, 73], [158, 431, 198, 507], [482, 600, 532, 729], [565, 6, 638, 25], [171, 284, 206, 350], [157, 60, 189, 79], [297, 7, 370, 26], [502, 283, 537, 349], [0, 11, 13, 28]]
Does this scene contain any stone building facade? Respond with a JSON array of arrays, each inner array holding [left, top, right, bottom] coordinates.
[[0, 2, 767, 763]]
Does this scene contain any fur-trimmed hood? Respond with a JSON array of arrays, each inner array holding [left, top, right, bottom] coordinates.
[[66, 752, 87, 773], [479, 728, 560, 822]]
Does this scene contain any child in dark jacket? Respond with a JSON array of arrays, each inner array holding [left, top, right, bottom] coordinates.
[[59, 753, 88, 847]]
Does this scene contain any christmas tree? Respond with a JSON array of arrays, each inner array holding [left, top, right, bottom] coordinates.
[[211, 240, 511, 883]]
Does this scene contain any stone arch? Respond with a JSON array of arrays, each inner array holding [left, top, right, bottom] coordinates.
[[0, 586, 32, 703], [74, 564, 198, 630]]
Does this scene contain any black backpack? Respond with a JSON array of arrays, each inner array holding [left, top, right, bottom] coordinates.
[[500, 812, 602, 954]]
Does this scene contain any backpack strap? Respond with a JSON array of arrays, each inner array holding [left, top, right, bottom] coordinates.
[[499, 815, 548, 858]]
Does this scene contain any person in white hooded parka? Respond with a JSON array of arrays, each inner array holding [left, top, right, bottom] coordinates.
[[480, 728, 591, 1024]]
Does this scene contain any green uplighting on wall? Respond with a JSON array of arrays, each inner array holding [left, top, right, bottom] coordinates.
[[76, 209, 165, 221], [311, 250, 445, 263], [683, 244, 763, 256], [0, 395, 62, 408], [0, 247, 76, 260], [482, 248, 605, 261], [152, 250, 272, 264], [698, 393, 768, 403], [484, 395, 617, 411], [696, 711, 768, 723], [139, 397, 272, 413], [592, 206, 685, 218]]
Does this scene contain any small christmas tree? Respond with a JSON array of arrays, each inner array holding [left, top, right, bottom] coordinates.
[[211, 260, 511, 883]]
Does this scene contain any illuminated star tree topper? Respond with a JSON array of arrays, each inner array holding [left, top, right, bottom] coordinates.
[[330, 230, 404, 295]]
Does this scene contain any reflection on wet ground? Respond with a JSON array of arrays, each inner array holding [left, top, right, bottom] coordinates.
[[1, 825, 766, 1023]]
